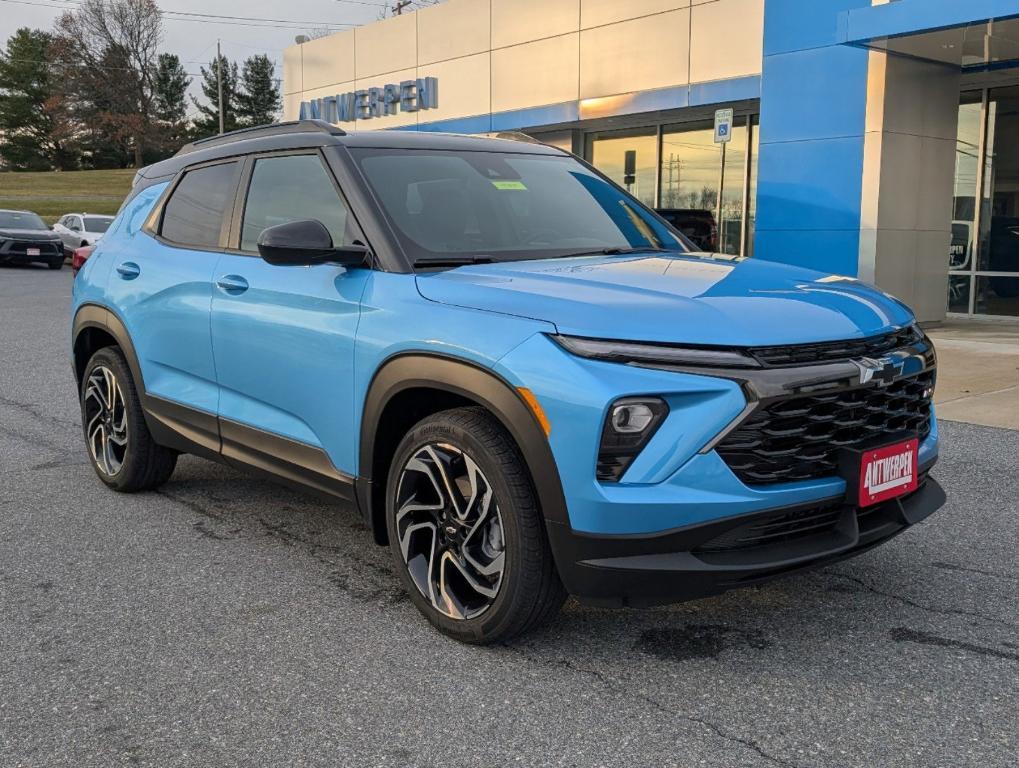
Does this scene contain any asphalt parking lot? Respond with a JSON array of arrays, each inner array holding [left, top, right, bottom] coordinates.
[[1, 265, 1016, 768]]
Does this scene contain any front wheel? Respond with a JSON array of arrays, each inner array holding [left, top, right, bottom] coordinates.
[[386, 407, 566, 643], [81, 347, 177, 491], [48, 259, 63, 270]]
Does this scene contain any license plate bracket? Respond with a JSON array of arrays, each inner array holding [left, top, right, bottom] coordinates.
[[839, 434, 919, 508], [26, 247, 40, 257]]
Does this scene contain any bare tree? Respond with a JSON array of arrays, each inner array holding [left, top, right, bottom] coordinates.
[[377, 0, 443, 20], [53, 0, 163, 167]]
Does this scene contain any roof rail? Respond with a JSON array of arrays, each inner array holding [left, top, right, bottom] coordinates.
[[174, 120, 346, 157], [492, 131, 544, 145]]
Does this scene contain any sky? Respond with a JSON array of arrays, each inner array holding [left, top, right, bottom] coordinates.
[[0, 0, 406, 117]]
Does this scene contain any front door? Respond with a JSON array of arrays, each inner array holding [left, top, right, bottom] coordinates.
[[210, 152, 371, 489]]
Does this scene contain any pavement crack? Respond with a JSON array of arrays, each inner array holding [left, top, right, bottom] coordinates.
[[0, 395, 79, 430], [930, 561, 1019, 582], [890, 627, 1019, 662], [827, 570, 1019, 631], [506, 647, 802, 768], [155, 489, 226, 521]]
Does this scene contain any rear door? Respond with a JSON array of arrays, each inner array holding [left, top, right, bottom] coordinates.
[[209, 151, 371, 483], [104, 159, 241, 451]]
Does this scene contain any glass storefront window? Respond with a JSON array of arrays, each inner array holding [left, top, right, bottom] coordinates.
[[980, 86, 1019, 275], [948, 85, 1019, 317], [659, 118, 748, 255], [585, 110, 759, 257], [746, 115, 759, 257], [588, 129, 658, 208], [950, 91, 982, 274], [976, 276, 1019, 317], [720, 121, 748, 255]]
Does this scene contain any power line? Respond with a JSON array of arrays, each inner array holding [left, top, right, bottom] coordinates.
[[0, 0, 361, 30]]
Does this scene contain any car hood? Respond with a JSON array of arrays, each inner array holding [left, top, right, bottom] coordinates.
[[415, 252, 915, 346], [0, 228, 62, 242]]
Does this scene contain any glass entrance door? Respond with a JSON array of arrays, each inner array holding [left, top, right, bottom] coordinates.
[[949, 85, 1019, 317]]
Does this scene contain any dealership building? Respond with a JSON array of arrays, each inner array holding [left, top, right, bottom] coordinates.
[[283, 0, 1019, 322]]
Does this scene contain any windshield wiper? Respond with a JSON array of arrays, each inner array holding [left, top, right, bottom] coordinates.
[[556, 246, 675, 258], [413, 256, 495, 268]]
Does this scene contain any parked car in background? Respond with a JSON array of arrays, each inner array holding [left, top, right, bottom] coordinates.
[[71, 245, 95, 277], [0, 209, 66, 269], [53, 213, 115, 255], [655, 208, 718, 252]]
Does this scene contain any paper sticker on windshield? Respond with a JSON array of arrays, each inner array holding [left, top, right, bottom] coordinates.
[[492, 180, 527, 191]]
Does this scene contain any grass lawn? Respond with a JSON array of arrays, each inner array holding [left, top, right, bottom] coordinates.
[[0, 169, 135, 224]]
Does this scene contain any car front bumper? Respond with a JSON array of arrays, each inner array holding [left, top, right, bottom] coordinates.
[[546, 469, 945, 607]]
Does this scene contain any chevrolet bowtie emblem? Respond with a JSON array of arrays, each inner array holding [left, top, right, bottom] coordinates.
[[853, 357, 902, 387]]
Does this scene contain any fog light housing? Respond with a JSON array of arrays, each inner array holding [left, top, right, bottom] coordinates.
[[596, 397, 669, 483]]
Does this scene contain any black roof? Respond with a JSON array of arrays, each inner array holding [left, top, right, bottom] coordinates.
[[136, 119, 565, 184]]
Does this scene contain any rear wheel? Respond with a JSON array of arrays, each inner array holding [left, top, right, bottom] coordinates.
[[81, 347, 177, 491], [386, 407, 566, 643]]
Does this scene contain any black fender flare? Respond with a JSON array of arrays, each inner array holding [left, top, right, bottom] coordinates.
[[358, 352, 570, 531], [71, 303, 146, 393]]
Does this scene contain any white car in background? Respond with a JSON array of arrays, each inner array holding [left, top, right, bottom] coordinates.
[[52, 213, 115, 255]]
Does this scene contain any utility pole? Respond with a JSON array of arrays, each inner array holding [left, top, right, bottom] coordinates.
[[393, 1, 412, 15], [216, 39, 225, 135]]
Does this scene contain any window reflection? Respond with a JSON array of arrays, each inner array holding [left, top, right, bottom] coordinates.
[[588, 130, 657, 208]]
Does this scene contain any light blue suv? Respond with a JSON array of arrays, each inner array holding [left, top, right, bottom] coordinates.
[[71, 121, 945, 643]]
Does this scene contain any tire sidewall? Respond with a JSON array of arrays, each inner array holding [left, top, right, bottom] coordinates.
[[80, 348, 140, 489], [385, 415, 531, 642]]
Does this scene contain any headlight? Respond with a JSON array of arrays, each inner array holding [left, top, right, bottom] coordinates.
[[551, 334, 760, 369], [597, 397, 669, 482]]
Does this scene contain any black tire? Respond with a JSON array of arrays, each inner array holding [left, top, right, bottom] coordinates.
[[80, 346, 177, 492], [385, 407, 566, 644], [48, 259, 63, 270]]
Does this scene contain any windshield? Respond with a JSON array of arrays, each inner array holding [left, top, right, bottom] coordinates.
[[0, 211, 47, 230], [351, 148, 688, 264], [84, 216, 113, 233]]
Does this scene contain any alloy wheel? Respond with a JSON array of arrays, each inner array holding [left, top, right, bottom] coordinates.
[[395, 442, 506, 620], [83, 365, 128, 476]]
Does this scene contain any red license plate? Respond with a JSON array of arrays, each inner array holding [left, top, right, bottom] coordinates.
[[858, 438, 919, 507], [26, 247, 40, 256]]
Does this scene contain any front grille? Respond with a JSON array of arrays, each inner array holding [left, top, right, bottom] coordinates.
[[749, 326, 922, 367], [716, 371, 934, 485], [696, 502, 844, 553], [6, 241, 62, 257]]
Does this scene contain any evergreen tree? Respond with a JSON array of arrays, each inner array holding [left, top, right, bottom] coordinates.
[[236, 54, 280, 128], [152, 52, 190, 152], [0, 28, 77, 170], [192, 53, 238, 138], [153, 53, 189, 124]]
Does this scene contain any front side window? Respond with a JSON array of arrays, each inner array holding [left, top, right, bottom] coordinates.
[[161, 161, 240, 249], [240, 154, 353, 252], [69, 217, 82, 231], [351, 148, 687, 265]]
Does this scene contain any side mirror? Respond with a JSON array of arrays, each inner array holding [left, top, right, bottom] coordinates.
[[256, 219, 369, 267]]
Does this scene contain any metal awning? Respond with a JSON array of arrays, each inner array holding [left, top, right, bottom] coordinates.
[[839, 0, 1019, 71]]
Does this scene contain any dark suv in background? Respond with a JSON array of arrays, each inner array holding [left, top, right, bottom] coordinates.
[[0, 209, 65, 269]]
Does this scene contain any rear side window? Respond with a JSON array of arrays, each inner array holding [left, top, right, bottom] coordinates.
[[240, 154, 352, 252], [161, 161, 239, 249]]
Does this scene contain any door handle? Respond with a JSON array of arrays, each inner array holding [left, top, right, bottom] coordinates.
[[115, 261, 140, 280], [216, 274, 249, 295]]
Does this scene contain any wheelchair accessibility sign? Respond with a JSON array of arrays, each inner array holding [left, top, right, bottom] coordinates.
[[714, 108, 734, 144]]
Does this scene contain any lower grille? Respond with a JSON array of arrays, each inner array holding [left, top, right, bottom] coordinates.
[[717, 371, 934, 485], [5, 241, 62, 257], [696, 502, 844, 553]]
